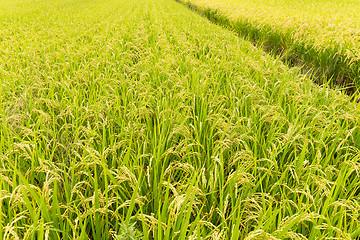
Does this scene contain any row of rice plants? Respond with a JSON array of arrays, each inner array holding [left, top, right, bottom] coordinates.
[[177, 0, 360, 92], [0, 0, 359, 239]]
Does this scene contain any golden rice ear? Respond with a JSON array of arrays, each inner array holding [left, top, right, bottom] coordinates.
[[244, 229, 281, 240], [210, 229, 226, 240], [3, 218, 23, 240], [136, 213, 165, 236]]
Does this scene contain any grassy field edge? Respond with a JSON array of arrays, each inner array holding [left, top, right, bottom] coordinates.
[[176, 0, 360, 95]]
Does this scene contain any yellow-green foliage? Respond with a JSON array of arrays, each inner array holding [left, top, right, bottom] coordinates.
[[0, 0, 360, 239], [180, 0, 360, 88]]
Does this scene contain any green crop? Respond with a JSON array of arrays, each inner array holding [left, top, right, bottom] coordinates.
[[178, 0, 360, 91], [0, 0, 359, 239]]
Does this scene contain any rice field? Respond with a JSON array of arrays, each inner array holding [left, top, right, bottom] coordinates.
[[179, 0, 360, 90], [0, 0, 360, 239]]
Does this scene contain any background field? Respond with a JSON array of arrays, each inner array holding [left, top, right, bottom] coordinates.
[[0, 0, 360, 239], [180, 0, 360, 90]]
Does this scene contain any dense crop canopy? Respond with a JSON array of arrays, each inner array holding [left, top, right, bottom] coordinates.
[[0, 0, 359, 239], [180, 0, 360, 89]]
